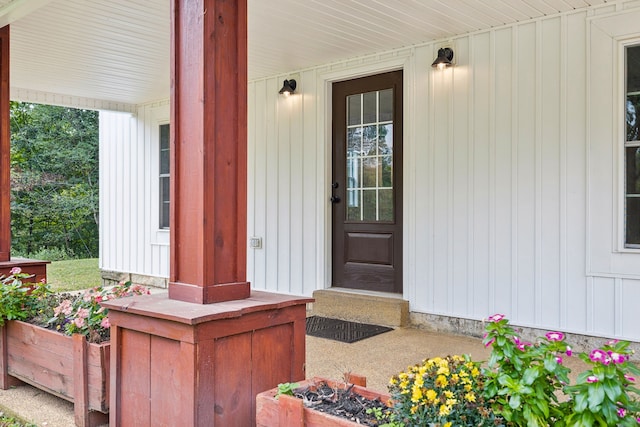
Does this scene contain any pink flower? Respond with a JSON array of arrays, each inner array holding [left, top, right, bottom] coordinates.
[[100, 317, 110, 329], [607, 339, 619, 345], [487, 314, 505, 322], [484, 338, 495, 348], [587, 375, 599, 383], [546, 331, 564, 342], [9, 267, 21, 275], [54, 300, 73, 317], [618, 407, 627, 417], [610, 352, 627, 364], [556, 356, 563, 364], [566, 346, 573, 357], [625, 374, 636, 382], [589, 349, 610, 364], [73, 317, 85, 328], [76, 308, 90, 319]]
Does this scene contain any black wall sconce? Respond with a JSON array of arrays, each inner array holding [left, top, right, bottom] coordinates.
[[432, 47, 454, 69], [279, 79, 297, 96]]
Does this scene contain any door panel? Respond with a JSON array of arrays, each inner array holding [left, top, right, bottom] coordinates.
[[331, 71, 403, 293]]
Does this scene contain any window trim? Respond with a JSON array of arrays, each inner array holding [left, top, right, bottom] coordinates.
[[619, 39, 640, 252], [159, 123, 170, 230]]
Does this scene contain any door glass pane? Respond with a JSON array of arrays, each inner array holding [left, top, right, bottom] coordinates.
[[379, 189, 393, 221], [345, 88, 394, 222], [379, 89, 393, 122], [363, 91, 377, 124], [363, 157, 378, 188], [363, 190, 377, 221], [347, 95, 361, 126], [346, 189, 360, 220]]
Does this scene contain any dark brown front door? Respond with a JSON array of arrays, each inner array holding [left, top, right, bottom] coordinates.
[[331, 71, 403, 293]]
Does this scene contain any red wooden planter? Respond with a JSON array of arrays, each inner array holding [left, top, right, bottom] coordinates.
[[0, 320, 109, 427], [256, 376, 391, 427]]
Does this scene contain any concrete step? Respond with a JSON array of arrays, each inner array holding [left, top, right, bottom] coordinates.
[[311, 288, 409, 327]]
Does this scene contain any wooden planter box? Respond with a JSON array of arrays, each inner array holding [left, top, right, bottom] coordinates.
[[256, 376, 391, 427], [0, 320, 109, 427]]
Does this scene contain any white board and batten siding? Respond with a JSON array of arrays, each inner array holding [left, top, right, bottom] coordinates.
[[99, 101, 170, 285], [246, 3, 640, 341], [99, 2, 640, 341]]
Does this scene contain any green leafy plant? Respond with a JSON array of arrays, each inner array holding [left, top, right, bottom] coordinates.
[[388, 354, 499, 427], [483, 314, 640, 426], [275, 382, 300, 399], [0, 268, 51, 326]]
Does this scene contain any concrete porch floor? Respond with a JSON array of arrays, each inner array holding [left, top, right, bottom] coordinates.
[[0, 323, 587, 426]]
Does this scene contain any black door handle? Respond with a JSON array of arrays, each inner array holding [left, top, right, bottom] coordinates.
[[330, 195, 341, 203]]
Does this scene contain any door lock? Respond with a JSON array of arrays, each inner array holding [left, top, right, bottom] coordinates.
[[330, 195, 341, 203]]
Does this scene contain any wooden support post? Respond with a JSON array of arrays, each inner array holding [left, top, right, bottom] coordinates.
[[0, 25, 10, 263], [0, 325, 22, 390], [73, 334, 89, 427], [168, 0, 250, 304]]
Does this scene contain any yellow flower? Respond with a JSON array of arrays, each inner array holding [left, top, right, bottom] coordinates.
[[444, 423, 452, 427], [464, 383, 473, 392], [439, 404, 451, 416], [444, 390, 454, 399], [465, 391, 476, 402], [435, 374, 448, 388], [471, 367, 480, 377], [411, 405, 418, 414], [436, 365, 450, 376], [425, 389, 437, 403], [411, 385, 423, 403]]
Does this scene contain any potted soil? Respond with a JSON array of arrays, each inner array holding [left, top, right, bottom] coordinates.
[[255, 375, 391, 427]]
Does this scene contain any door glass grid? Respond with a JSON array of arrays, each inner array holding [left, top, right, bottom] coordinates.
[[346, 89, 393, 222]]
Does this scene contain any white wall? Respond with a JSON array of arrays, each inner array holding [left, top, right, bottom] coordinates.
[[246, 4, 640, 340], [99, 100, 170, 281], [100, 3, 640, 340]]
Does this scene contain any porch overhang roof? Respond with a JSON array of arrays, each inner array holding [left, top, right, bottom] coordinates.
[[4, 0, 611, 111]]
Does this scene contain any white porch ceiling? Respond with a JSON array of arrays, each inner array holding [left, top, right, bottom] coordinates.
[[5, 0, 611, 108]]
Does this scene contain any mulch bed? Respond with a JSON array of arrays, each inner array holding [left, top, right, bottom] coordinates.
[[295, 381, 392, 426]]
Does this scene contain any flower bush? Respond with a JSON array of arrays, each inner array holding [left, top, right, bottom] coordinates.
[[46, 281, 150, 343], [0, 267, 50, 326], [0, 267, 150, 343], [483, 314, 640, 426], [386, 354, 500, 427]]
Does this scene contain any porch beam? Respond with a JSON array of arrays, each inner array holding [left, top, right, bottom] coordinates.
[[0, 25, 9, 262], [0, 0, 54, 28], [168, 0, 250, 303]]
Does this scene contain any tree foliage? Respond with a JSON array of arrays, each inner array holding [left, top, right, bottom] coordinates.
[[10, 102, 99, 259]]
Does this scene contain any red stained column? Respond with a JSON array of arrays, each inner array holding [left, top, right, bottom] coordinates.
[[0, 26, 9, 263], [169, 0, 249, 303]]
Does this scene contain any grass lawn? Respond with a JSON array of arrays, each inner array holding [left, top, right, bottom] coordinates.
[[46, 258, 102, 292]]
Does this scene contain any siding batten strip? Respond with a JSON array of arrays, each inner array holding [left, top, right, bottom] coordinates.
[[511, 26, 519, 319], [534, 20, 543, 324], [489, 30, 496, 315], [447, 50, 455, 314], [559, 14, 569, 329], [467, 36, 476, 315]]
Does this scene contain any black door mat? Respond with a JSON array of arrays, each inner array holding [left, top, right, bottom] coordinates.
[[305, 316, 393, 343]]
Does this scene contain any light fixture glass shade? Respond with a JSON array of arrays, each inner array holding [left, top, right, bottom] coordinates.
[[431, 47, 454, 69], [279, 79, 297, 95]]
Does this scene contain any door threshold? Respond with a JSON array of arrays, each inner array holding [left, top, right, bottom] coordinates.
[[324, 287, 404, 299]]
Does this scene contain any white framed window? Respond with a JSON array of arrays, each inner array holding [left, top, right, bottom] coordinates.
[[625, 45, 640, 248], [159, 123, 170, 229]]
